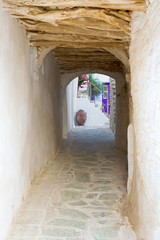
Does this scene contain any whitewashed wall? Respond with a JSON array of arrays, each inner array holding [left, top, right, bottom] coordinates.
[[92, 73, 110, 83], [128, 0, 160, 239], [0, 3, 61, 239], [66, 78, 78, 132]]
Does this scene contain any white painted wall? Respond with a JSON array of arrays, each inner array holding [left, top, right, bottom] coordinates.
[[75, 97, 109, 127], [0, 3, 61, 239], [92, 73, 110, 83], [128, 0, 160, 239], [66, 77, 78, 132]]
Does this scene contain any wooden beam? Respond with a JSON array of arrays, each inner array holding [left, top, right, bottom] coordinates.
[[107, 10, 131, 21], [55, 18, 122, 32], [19, 19, 120, 33], [54, 48, 119, 58], [54, 52, 114, 57], [54, 49, 120, 57], [59, 63, 122, 69], [30, 40, 128, 49], [54, 47, 115, 53], [55, 55, 118, 60], [54, 47, 106, 53], [59, 63, 123, 72], [27, 30, 129, 41], [6, 7, 131, 35], [27, 32, 129, 42], [53, 46, 129, 71], [55, 56, 120, 62], [20, 19, 129, 40], [4, 0, 147, 11]]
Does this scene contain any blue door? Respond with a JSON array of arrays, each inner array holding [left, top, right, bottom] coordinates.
[[102, 83, 110, 114]]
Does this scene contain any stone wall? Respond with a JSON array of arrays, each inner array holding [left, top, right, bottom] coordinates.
[[115, 74, 129, 152], [0, 4, 61, 239], [128, 0, 160, 239], [110, 78, 116, 134]]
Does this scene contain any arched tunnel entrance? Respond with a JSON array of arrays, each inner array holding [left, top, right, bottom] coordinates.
[[62, 70, 129, 153], [66, 74, 115, 130]]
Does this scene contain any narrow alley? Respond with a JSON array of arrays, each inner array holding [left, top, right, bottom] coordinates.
[[1, 0, 160, 239], [7, 128, 135, 240]]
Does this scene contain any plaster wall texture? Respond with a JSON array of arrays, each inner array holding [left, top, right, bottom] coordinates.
[[0, 4, 61, 239], [129, 0, 160, 238], [115, 74, 129, 152], [66, 77, 78, 132], [62, 91, 68, 139]]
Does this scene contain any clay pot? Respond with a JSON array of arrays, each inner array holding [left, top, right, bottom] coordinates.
[[76, 110, 87, 126]]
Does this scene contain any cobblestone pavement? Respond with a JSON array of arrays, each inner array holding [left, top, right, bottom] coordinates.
[[7, 127, 136, 240]]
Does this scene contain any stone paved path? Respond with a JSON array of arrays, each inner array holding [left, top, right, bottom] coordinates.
[[6, 127, 136, 240]]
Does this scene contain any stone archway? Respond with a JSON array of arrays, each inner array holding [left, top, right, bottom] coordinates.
[[61, 67, 129, 152]]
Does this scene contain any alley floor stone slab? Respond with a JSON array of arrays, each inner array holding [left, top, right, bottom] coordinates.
[[6, 127, 136, 240]]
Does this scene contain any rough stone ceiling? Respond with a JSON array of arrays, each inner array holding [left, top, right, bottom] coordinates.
[[3, 0, 148, 73]]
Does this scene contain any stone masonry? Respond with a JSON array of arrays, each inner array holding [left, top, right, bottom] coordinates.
[[110, 78, 116, 134]]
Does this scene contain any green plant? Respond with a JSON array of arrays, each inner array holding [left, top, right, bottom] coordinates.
[[88, 74, 103, 96], [78, 74, 89, 89], [101, 102, 106, 111]]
